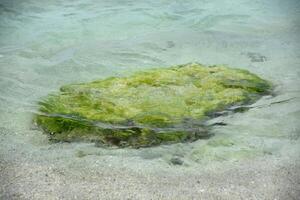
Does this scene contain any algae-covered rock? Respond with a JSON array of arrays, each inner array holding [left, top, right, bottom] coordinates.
[[34, 63, 272, 147]]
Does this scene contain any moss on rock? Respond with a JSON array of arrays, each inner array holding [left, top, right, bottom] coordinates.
[[34, 63, 272, 147]]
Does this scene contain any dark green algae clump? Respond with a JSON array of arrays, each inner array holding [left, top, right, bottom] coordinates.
[[34, 63, 272, 148]]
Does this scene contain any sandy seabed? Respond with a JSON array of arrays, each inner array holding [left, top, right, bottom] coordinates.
[[1, 0, 300, 199]]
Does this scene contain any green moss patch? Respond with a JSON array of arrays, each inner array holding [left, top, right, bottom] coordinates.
[[34, 63, 272, 147]]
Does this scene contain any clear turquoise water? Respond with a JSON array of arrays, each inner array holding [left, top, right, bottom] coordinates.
[[0, 0, 300, 198]]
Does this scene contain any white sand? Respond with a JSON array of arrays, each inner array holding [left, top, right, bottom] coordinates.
[[1, 136, 299, 199]]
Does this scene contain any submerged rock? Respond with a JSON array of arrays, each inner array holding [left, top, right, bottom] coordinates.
[[34, 63, 271, 147], [170, 156, 184, 165]]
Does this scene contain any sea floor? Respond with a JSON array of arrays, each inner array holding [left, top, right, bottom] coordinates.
[[0, 0, 300, 199]]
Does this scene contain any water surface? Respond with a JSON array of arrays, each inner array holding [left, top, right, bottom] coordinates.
[[0, 0, 300, 199]]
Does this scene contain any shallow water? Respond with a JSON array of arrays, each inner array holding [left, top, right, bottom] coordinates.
[[1, 0, 300, 198]]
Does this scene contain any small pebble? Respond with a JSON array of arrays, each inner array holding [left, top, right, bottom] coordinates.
[[170, 157, 184, 165]]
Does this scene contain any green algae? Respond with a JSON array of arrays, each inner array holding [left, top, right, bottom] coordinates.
[[34, 63, 272, 147], [189, 135, 265, 162]]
